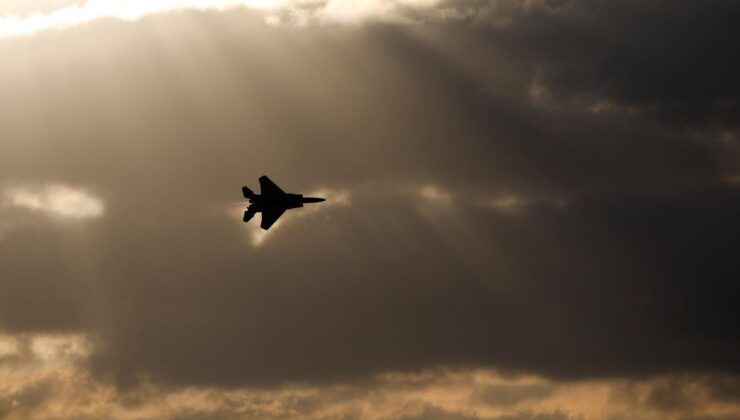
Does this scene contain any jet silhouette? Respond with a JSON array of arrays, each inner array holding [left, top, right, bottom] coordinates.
[[242, 176, 326, 230]]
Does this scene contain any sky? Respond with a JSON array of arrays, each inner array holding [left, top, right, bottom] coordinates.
[[1, 0, 740, 418]]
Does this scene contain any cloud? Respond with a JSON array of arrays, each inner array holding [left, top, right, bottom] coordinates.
[[314, 0, 444, 24], [471, 383, 554, 407], [498, 0, 740, 129], [486, 195, 528, 213], [0, 336, 20, 360], [0, 1, 257, 38], [419, 184, 452, 203], [3, 184, 104, 219], [1, 348, 740, 419], [0, 0, 456, 38], [0, 2, 738, 417]]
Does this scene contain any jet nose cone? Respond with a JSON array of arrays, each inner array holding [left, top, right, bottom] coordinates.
[[303, 197, 325, 203]]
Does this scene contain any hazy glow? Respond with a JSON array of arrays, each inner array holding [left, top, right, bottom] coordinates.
[[0, 0, 272, 38], [247, 219, 279, 247], [726, 174, 740, 185], [29, 334, 92, 361], [488, 195, 528, 213], [719, 130, 739, 144], [0, 335, 20, 359], [0, 0, 447, 38], [419, 184, 451, 203], [4, 184, 105, 219], [310, 187, 351, 206]]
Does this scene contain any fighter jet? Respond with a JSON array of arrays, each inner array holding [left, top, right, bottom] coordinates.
[[242, 176, 326, 230]]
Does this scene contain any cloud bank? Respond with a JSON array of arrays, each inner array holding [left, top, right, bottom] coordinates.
[[0, 0, 455, 38], [0, 1, 739, 418]]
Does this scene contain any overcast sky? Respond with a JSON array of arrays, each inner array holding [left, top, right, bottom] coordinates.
[[1, 1, 740, 419]]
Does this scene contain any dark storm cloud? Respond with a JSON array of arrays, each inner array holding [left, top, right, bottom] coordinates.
[[455, 0, 740, 129], [86, 185, 740, 387], [0, 0, 738, 393], [0, 214, 101, 331]]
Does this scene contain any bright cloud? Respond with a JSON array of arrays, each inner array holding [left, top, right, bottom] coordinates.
[[29, 334, 91, 362], [0, 335, 20, 359], [1, 339, 740, 420], [0, 0, 447, 38], [0, 0, 256, 38], [316, 0, 442, 23], [4, 184, 105, 219]]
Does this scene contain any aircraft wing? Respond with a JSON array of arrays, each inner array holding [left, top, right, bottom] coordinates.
[[259, 176, 285, 198], [260, 207, 286, 230]]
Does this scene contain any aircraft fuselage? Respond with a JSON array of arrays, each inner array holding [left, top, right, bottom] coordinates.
[[248, 193, 309, 209], [242, 176, 326, 230]]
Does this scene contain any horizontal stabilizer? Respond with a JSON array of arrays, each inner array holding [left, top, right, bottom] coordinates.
[[242, 186, 255, 198], [243, 206, 257, 223]]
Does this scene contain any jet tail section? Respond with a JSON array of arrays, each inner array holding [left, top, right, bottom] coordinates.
[[242, 186, 255, 198], [243, 208, 256, 223]]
